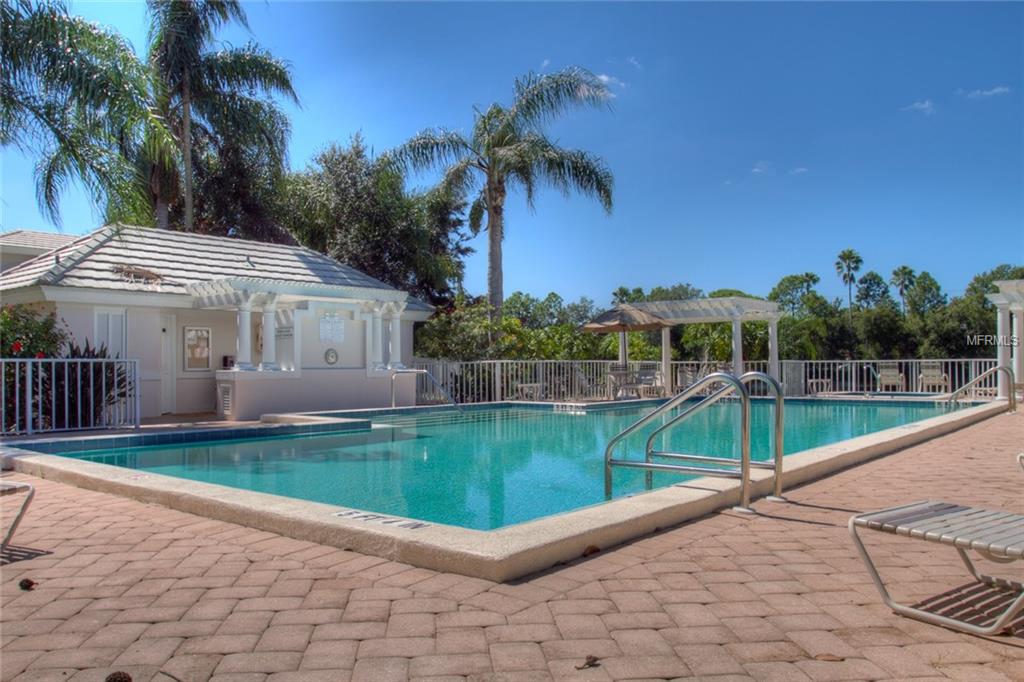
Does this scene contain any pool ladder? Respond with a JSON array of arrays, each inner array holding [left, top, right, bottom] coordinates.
[[603, 371, 785, 513]]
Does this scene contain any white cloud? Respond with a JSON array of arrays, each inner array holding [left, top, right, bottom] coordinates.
[[626, 56, 643, 71], [789, 167, 809, 175], [957, 85, 1011, 99], [751, 160, 773, 175], [595, 73, 628, 98], [901, 99, 935, 116], [723, 179, 733, 186], [596, 73, 627, 88], [539, 58, 550, 71]]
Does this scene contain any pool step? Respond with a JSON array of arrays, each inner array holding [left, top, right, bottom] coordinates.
[[372, 409, 552, 429]]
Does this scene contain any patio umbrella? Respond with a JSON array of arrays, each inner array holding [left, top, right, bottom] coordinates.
[[581, 304, 669, 364]]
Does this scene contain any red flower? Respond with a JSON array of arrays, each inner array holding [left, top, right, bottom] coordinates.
[[11, 341, 22, 353], [35, 351, 46, 359]]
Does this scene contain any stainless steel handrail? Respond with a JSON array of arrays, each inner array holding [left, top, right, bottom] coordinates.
[[739, 372, 785, 500], [391, 368, 462, 411], [604, 372, 753, 511], [640, 371, 785, 500], [946, 365, 1016, 412]]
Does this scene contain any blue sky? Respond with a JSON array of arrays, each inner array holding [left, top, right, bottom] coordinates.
[[2, 1, 1022, 305]]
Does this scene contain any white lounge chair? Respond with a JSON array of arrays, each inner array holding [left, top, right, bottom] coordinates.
[[636, 368, 666, 398], [1, 481, 35, 551], [850, 498, 1024, 635]]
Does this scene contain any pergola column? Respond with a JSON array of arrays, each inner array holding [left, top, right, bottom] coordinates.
[[260, 300, 278, 371], [768, 317, 780, 381], [1013, 307, 1023, 391], [996, 304, 1011, 398], [661, 326, 673, 393], [388, 303, 406, 369], [731, 319, 744, 376], [235, 302, 254, 370], [371, 307, 385, 369]]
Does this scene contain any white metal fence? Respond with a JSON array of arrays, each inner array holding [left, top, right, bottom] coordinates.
[[410, 358, 997, 405], [1, 359, 141, 435], [782, 359, 998, 397]]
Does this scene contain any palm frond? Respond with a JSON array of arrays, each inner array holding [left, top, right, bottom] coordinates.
[[508, 67, 611, 132], [198, 43, 297, 103], [390, 128, 473, 173], [438, 157, 480, 199], [191, 90, 290, 166], [468, 193, 486, 235]]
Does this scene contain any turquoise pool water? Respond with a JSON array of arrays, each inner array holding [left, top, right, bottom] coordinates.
[[57, 400, 959, 530]]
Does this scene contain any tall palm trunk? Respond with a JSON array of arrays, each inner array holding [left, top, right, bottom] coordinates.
[[485, 177, 507, 318], [155, 200, 169, 229], [150, 164, 169, 229], [182, 71, 193, 231], [847, 282, 854, 325]]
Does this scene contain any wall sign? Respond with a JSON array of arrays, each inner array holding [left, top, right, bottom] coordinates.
[[324, 348, 339, 365], [319, 313, 345, 343]]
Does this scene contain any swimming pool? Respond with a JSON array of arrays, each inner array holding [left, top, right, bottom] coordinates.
[[52, 399, 962, 530]]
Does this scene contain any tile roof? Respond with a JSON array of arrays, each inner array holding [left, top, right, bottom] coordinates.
[[0, 230, 78, 251], [0, 225, 432, 311]]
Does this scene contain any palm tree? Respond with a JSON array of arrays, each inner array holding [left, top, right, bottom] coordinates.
[[1, 0, 174, 225], [835, 248, 863, 322], [146, 0, 296, 230], [391, 67, 614, 316], [890, 265, 916, 315]]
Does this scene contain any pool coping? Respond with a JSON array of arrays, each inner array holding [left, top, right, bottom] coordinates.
[[0, 399, 1009, 582]]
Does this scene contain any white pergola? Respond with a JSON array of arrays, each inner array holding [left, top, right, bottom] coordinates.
[[186, 277, 414, 372], [629, 297, 782, 391], [986, 279, 1024, 398]]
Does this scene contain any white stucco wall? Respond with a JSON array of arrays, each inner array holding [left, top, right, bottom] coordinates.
[[36, 297, 421, 419]]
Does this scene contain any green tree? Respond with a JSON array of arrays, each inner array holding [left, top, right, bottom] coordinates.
[[834, 248, 863, 321], [856, 305, 912, 358], [648, 282, 703, 301], [855, 271, 892, 308], [277, 136, 470, 305], [562, 297, 600, 327], [1, 0, 172, 224], [768, 273, 820, 314], [890, 265, 916, 315], [611, 286, 646, 304], [146, 0, 297, 230], [905, 271, 946, 317], [392, 67, 614, 316]]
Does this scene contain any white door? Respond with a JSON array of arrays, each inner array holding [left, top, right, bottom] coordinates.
[[160, 314, 176, 414]]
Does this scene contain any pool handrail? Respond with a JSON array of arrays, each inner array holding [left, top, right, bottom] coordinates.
[[945, 365, 1016, 412], [739, 372, 786, 500], [391, 368, 463, 412], [604, 372, 754, 512], [640, 371, 785, 500]]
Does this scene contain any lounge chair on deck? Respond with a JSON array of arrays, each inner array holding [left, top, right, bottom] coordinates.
[[636, 369, 666, 398], [1, 481, 35, 551], [876, 362, 905, 392], [608, 365, 643, 400], [917, 361, 950, 393], [850, 497, 1024, 635]]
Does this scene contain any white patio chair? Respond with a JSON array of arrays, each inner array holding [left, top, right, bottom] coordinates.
[[876, 362, 905, 392], [917, 361, 950, 393]]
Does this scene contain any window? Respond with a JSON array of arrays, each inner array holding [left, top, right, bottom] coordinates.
[[184, 327, 212, 371], [94, 308, 126, 358]]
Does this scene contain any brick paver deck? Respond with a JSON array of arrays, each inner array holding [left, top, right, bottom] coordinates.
[[1, 411, 1021, 681]]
